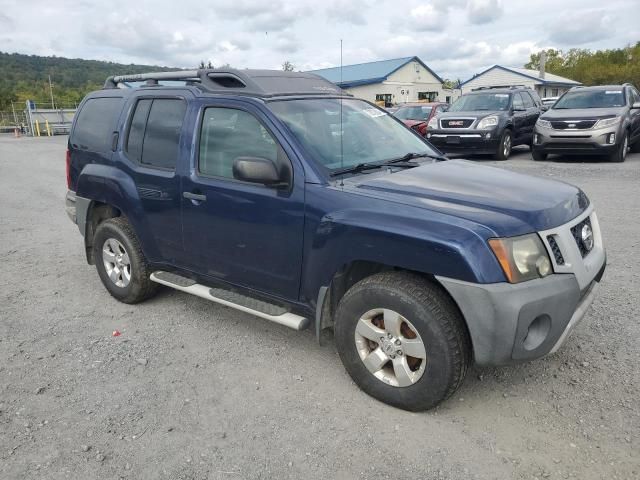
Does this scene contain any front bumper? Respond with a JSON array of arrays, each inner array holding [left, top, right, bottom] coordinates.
[[436, 207, 606, 366], [427, 129, 499, 154], [533, 123, 621, 155], [438, 264, 605, 366]]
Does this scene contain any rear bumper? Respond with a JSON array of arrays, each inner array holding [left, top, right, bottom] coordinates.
[[436, 261, 605, 366], [427, 130, 499, 154], [65, 190, 77, 223]]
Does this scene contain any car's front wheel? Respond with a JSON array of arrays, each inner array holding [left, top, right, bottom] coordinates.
[[496, 130, 512, 160], [334, 272, 470, 411], [532, 150, 548, 161], [608, 131, 628, 163], [93, 217, 158, 304]]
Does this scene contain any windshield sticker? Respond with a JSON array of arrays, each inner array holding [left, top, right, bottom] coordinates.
[[362, 108, 387, 118], [605, 91, 621, 94], [495, 94, 509, 98]]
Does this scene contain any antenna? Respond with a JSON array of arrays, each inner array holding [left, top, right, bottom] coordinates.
[[339, 39, 344, 187]]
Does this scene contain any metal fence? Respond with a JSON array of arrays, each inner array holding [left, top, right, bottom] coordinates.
[[0, 101, 77, 135]]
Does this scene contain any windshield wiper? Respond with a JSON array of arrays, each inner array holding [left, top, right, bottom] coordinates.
[[329, 163, 387, 176], [387, 152, 447, 163]]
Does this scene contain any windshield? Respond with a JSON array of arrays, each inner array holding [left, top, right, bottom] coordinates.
[[394, 105, 433, 121], [268, 98, 437, 172], [449, 93, 511, 112], [553, 90, 625, 109]]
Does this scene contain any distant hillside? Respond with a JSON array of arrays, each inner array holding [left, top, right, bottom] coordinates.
[[0, 52, 177, 110]]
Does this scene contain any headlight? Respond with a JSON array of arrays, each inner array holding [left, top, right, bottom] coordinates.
[[477, 115, 498, 130], [488, 234, 552, 283], [594, 116, 621, 129], [427, 117, 439, 130], [536, 119, 552, 128]]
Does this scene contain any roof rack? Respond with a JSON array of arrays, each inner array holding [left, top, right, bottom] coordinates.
[[472, 85, 530, 91], [103, 68, 348, 98]]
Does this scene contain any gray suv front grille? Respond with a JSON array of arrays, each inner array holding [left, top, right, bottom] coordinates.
[[550, 120, 597, 130]]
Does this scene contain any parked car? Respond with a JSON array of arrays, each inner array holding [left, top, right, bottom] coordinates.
[[426, 86, 543, 159], [393, 102, 448, 136], [532, 84, 640, 162], [65, 69, 605, 411]]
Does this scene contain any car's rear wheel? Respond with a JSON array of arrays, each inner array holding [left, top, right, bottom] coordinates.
[[532, 150, 548, 161], [93, 217, 158, 304], [496, 130, 512, 160], [608, 131, 628, 163], [334, 272, 470, 411]]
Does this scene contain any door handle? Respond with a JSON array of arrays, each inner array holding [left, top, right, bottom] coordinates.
[[183, 192, 207, 202]]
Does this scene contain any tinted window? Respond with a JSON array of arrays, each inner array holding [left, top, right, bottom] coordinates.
[[554, 90, 625, 109], [521, 92, 535, 108], [628, 88, 640, 105], [72, 97, 123, 152], [138, 99, 186, 169], [126, 99, 152, 162], [199, 108, 279, 179], [512, 93, 525, 110], [449, 93, 511, 111]]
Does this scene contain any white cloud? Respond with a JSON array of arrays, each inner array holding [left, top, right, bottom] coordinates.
[[467, 0, 504, 25], [548, 10, 614, 45], [409, 5, 445, 32]]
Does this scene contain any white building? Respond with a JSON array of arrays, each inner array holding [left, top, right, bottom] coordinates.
[[460, 65, 581, 98], [309, 56, 459, 106]]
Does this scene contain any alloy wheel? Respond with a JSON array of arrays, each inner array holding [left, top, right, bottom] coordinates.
[[354, 308, 427, 387], [102, 238, 131, 288]]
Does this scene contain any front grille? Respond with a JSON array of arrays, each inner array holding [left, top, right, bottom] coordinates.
[[441, 118, 474, 129], [547, 235, 565, 265], [547, 143, 596, 150], [551, 120, 597, 130], [571, 217, 593, 257]]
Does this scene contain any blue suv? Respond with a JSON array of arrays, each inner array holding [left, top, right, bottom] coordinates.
[[65, 69, 606, 411]]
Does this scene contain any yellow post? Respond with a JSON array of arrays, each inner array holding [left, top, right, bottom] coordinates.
[[35, 120, 41, 137], [45, 120, 52, 136]]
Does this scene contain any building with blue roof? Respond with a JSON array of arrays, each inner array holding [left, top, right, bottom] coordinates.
[[307, 56, 458, 107]]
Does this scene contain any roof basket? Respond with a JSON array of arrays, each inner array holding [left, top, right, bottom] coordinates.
[[472, 85, 530, 91], [103, 68, 349, 98]]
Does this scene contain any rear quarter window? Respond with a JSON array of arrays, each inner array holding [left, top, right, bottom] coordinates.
[[71, 97, 123, 152]]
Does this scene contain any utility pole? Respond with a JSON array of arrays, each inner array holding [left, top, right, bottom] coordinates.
[[48, 75, 55, 110]]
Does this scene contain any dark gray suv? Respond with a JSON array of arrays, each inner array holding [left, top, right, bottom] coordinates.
[[532, 84, 640, 162]]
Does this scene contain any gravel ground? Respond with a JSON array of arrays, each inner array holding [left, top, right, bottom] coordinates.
[[0, 135, 638, 480]]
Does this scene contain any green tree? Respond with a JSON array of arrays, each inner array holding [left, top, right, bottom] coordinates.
[[282, 60, 295, 72]]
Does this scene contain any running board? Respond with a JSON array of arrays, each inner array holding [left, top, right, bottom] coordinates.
[[150, 271, 310, 331]]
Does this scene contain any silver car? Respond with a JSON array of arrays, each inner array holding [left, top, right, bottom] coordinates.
[[532, 84, 640, 162]]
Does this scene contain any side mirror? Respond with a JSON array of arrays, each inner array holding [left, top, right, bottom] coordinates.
[[232, 156, 284, 186], [540, 105, 549, 112], [632, 102, 640, 109]]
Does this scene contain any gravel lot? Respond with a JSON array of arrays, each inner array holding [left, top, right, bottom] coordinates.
[[1, 135, 638, 480]]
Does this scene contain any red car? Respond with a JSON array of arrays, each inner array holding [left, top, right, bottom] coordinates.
[[393, 102, 449, 136]]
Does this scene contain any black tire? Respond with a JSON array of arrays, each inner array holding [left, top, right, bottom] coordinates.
[[93, 217, 158, 304], [608, 131, 628, 163], [334, 271, 470, 411], [495, 130, 512, 160], [630, 136, 640, 153], [532, 150, 548, 161]]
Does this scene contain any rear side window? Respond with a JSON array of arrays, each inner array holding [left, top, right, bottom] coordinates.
[[126, 98, 186, 169], [72, 97, 123, 152], [521, 92, 535, 108], [513, 93, 525, 110]]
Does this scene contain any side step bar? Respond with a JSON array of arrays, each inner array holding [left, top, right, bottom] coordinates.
[[150, 271, 310, 331]]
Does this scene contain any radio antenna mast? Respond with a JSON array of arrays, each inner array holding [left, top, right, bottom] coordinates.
[[339, 39, 344, 187]]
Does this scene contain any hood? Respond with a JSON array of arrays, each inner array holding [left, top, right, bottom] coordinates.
[[542, 107, 625, 120], [403, 119, 427, 128], [345, 160, 588, 236], [437, 110, 503, 118]]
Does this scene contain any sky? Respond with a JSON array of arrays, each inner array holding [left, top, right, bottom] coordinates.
[[0, 0, 638, 81]]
